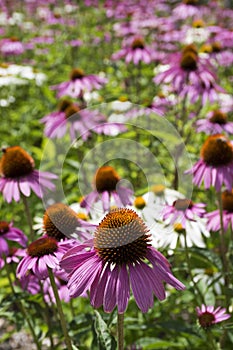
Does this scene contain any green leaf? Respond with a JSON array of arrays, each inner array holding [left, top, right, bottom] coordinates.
[[94, 310, 117, 350]]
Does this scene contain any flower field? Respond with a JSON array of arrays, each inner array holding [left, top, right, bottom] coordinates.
[[0, 1, 233, 349]]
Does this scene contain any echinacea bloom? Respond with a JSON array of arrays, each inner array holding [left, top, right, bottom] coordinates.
[[0, 146, 57, 203], [173, 0, 207, 20], [16, 235, 74, 280], [195, 110, 233, 135], [80, 165, 133, 212], [196, 305, 230, 328], [43, 202, 94, 241], [51, 68, 107, 98], [0, 37, 25, 56], [112, 36, 156, 65], [162, 198, 206, 227], [186, 134, 233, 191], [0, 247, 25, 269], [153, 44, 218, 100], [0, 221, 27, 257], [41, 100, 126, 141], [61, 208, 185, 313], [206, 190, 233, 232]]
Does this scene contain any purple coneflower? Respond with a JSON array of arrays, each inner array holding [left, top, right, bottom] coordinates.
[[0, 221, 27, 257], [41, 100, 126, 141], [196, 305, 230, 328], [43, 202, 94, 241], [173, 0, 207, 20], [0, 146, 57, 203], [0, 37, 25, 56], [195, 109, 233, 135], [112, 36, 156, 65], [51, 68, 107, 99], [162, 198, 206, 227], [206, 190, 233, 232], [186, 134, 233, 191], [16, 235, 73, 280], [154, 44, 218, 100], [80, 165, 133, 213], [61, 208, 185, 313]]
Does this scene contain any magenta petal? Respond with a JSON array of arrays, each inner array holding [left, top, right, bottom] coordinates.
[[19, 180, 31, 197], [90, 264, 110, 308], [103, 265, 118, 313], [129, 263, 153, 313], [116, 265, 130, 314]]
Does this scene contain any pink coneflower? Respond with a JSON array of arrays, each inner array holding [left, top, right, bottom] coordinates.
[[16, 235, 73, 280], [0, 221, 27, 257], [153, 44, 218, 99], [112, 36, 156, 65], [61, 208, 185, 313], [80, 165, 133, 213], [206, 190, 233, 232], [0, 247, 25, 269], [51, 68, 107, 99], [0, 146, 57, 203], [0, 37, 25, 56], [196, 305, 230, 328], [195, 110, 233, 135], [162, 198, 206, 227], [186, 134, 233, 191], [43, 276, 71, 304], [172, 0, 208, 20], [41, 100, 126, 141], [43, 202, 94, 241]]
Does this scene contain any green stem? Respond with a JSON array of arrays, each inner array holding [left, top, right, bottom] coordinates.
[[4, 258, 41, 350], [183, 232, 205, 304], [217, 192, 230, 309], [39, 282, 55, 349], [206, 329, 218, 350], [47, 267, 73, 350], [22, 195, 34, 241], [117, 313, 124, 350]]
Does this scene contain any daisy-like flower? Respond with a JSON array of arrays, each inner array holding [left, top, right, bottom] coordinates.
[[195, 109, 233, 135], [0, 37, 25, 56], [41, 100, 126, 141], [206, 190, 233, 232], [0, 247, 25, 270], [196, 305, 230, 328], [153, 44, 217, 99], [16, 235, 73, 280], [186, 134, 233, 191], [80, 165, 133, 213], [162, 198, 206, 226], [112, 36, 156, 65], [43, 202, 94, 241], [51, 68, 107, 99], [0, 146, 57, 203], [0, 221, 27, 257], [172, 0, 207, 20], [61, 208, 185, 313]]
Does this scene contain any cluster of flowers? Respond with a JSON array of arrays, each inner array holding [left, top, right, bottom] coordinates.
[[0, 0, 232, 346]]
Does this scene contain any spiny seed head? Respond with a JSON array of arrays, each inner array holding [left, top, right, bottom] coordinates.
[[0, 146, 34, 178], [173, 223, 185, 234], [182, 44, 198, 56], [222, 190, 233, 212], [134, 196, 146, 210], [58, 99, 73, 112], [201, 134, 233, 166], [211, 42, 222, 53], [173, 199, 193, 211], [70, 68, 85, 80], [0, 221, 9, 234], [131, 37, 145, 50], [94, 208, 151, 265], [209, 110, 227, 125], [27, 236, 58, 258], [151, 184, 165, 196], [43, 203, 79, 240], [180, 51, 198, 71], [94, 166, 120, 193], [198, 312, 215, 328], [200, 44, 212, 54], [64, 104, 80, 119], [192, 19, 205, 28]]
